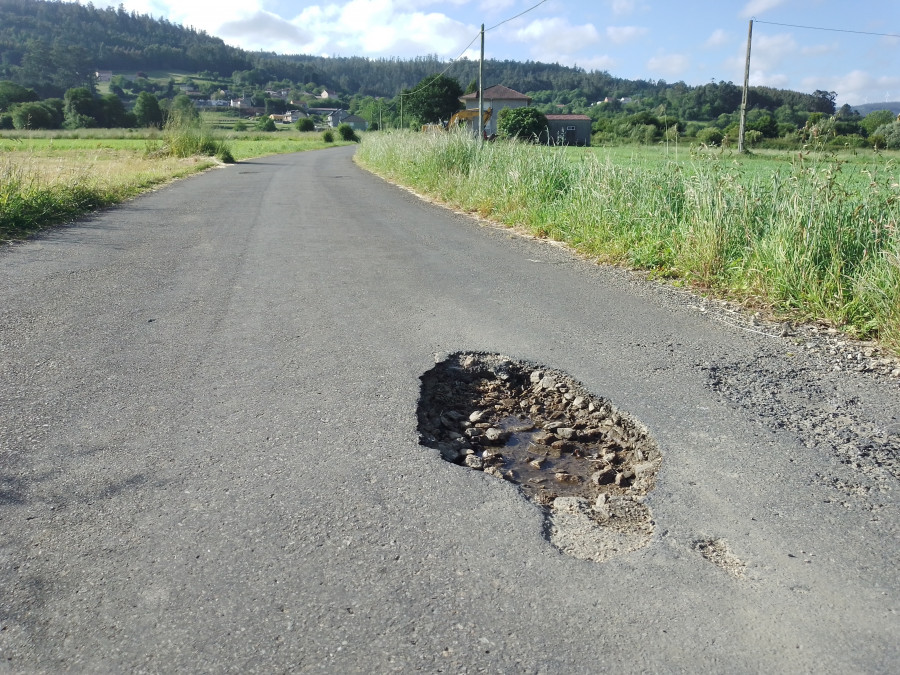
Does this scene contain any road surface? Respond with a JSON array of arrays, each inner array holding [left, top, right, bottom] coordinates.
[[1, 146, 897, 672]]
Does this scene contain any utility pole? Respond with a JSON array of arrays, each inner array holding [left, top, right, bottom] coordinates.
[[738, 19, 753, 153], [478, 23, 485, 145]]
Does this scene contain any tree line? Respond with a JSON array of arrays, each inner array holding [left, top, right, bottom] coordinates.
[[2, 0, 898, 148]]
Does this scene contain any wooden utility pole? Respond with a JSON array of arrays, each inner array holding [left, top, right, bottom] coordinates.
[[738, 19, 753, 153], [478, 23, 485, 144]]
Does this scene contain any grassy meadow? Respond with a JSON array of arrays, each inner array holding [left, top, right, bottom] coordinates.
[[356, 131, 900, 353], [0, 123, 354, 241]]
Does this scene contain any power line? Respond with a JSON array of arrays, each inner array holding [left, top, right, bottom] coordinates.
[[487, 0, 549, 32], [398, 0, 550, 99], [755, 19, 900, 39], [398, 32, 481, 99]]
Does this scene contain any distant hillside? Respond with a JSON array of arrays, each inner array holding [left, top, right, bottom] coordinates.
[[0, 0, 836, 122], [852, 102, 900, 116]]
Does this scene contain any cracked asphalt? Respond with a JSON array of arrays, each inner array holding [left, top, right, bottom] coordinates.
[[1, 145, 897, 673]]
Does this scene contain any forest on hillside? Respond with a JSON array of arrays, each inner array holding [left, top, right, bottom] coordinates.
[[2, 0, 899, 148]]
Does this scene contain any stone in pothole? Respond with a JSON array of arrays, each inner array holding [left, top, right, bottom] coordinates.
[[417, 352, 662, 562]]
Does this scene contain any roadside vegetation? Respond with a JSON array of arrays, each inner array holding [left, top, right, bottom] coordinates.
[[0, 119, 355, 241], [356, 131, 900, 353]]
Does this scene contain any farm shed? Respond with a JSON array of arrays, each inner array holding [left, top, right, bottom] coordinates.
[[459, 84, 532, 137], [544, 114, 592, 146]]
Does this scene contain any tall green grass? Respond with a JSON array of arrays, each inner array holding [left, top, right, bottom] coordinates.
[[162, 110, 234, 163], [357, 131, 900, 352]]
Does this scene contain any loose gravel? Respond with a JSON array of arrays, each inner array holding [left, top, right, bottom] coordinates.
[[417, 352, 662, 562]]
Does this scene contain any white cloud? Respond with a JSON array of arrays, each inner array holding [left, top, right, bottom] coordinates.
[[579, 55, 618, 72], [802, 70, 900, 105], [705, 29, 730, 48], [725, 32, 796, 75], [750, 70, 789, 88], [800, 42, 838, 57], [511, 18, 600, 55], [609, 0, 636, 15], [605, 26, 648, 45], [740, 0, 788, 19], [646, 52, 690, 79], [218, 11, 311, 49]]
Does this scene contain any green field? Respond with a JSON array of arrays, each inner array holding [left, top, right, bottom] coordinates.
[[0, 125, 357, 241], [357, 131, 900, 353]]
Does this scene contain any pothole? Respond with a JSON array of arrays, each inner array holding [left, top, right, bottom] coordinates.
[[417, 352, 662, 562], [693, 538, 746, 578]]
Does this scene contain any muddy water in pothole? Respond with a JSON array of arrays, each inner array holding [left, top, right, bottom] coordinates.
[[417, 352, 663, 562]]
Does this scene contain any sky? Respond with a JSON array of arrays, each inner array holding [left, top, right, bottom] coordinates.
[[78, 0, 899, 106]]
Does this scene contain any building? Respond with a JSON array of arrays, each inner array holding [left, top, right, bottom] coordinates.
[[544, 114, 592, 146], [95, 70, 112, 83], [459, 85, 532, 137], [328, 109, 349, 127], [341, 115, 368, 132]]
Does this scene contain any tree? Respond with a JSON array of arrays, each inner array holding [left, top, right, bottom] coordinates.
[[10, 101, 58, 129], [133, 92, 163, 127], [860, 110, 896, 137], [99, 93, 127, 127], [401, 74, 463, 125], [63, 87, 97, 128], [748, 113, 778, 138], [168, 94, 198, 122], [0, 81, 39, 112], [811, 89, 837, 115], [497, 107, 549, 141]]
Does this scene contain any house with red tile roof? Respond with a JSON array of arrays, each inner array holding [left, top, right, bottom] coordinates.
[[459, 85, 533, 137]]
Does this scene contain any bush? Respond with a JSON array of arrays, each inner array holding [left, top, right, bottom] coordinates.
[[257, 117, 277, 132], [233, 120, 247, 131], [0, 113, 13, 129], [163, 111, 232, 160], [696, 127, 724, 146], [497, 107, 549, 142], [743, 129, 763, 147], [10, 102, 60, 130], [872, 122, 900, 149], [322, 130, 334, 143], [296, 118, 315, 132], [337, 123, 359, 142]]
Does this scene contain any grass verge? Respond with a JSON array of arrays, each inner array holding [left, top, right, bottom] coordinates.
[[356, 130, 900, 354], [0, 129, 355, 241]]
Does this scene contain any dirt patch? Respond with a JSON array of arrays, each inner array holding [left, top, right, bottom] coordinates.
[[417, 352, 662, 562], [693, 538, 746, 578]]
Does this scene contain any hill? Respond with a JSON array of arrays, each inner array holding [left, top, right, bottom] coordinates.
[[0, 0, 835, 123], [852, 102, 900, 116]]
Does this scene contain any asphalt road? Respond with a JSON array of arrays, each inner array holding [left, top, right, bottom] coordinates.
[[1, 146, 897, 673]]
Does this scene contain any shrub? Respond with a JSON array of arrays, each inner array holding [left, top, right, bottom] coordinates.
[[872, 122, 900, 149], [322, 130, 334, 143], [257, 117, 277, 132], [696, 127, 724, 146], [233, 119, 247, 131], [296, 118, 315, 132], [497, 107, 549, 142], [337, 123, 359, 142], [743, 129, 763, 147], [163, 110, 232, 160]]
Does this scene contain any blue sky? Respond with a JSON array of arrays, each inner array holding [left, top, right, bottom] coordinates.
[[82, 0, 899, 105]]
